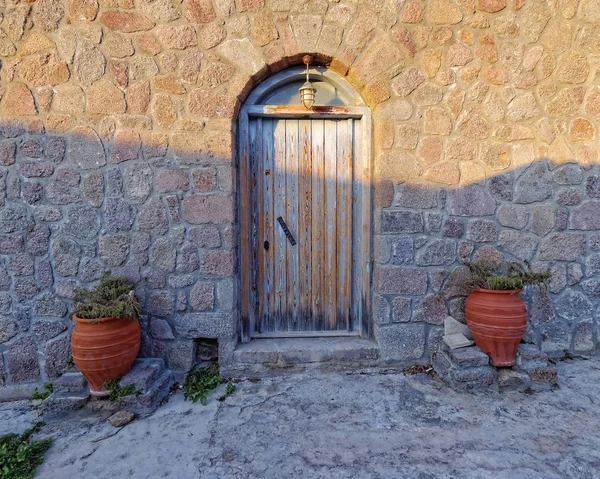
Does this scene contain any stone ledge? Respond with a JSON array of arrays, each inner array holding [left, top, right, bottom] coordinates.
[[225, 337, 380, 377], [433, 344, 559, 393]]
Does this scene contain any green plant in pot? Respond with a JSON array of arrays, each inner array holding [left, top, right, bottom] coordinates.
[[447, 260, 551, 367], [71, 272, 141, 397]]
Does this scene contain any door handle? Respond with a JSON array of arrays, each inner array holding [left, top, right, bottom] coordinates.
[[277, 217, 297, 246]]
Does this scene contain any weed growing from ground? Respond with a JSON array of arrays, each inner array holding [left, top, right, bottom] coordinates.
[[184, 365, 235, 405], [218, 382, 236, 402], [0, 422, 52, 479], [100, 378, 139, 403], [29, 383, 53, 401]]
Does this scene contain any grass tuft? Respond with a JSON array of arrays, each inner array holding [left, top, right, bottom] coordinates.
[[0, 422, 52, 479]]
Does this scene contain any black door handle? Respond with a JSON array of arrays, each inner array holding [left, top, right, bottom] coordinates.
[[277, 217, 297, 246]]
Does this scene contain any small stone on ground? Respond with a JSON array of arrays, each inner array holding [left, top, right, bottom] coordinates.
[[108, 410, 135, 427]]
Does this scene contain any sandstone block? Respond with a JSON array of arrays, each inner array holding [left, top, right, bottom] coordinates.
[[181, 194, 233, 224], [156, 25, 198, 50], [2, 83, 37, 116], [17, 54, 70, 87], [100, 11, 154, 33], [427, 0, 463, 24]]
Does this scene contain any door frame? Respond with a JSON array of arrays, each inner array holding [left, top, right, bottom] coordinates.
[[238, 67, 372, 342]]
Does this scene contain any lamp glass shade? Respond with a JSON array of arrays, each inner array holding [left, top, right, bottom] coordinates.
[[299, 81, 316, 109]]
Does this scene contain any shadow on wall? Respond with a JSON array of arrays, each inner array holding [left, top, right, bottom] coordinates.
[[0, 121, 599, 389]]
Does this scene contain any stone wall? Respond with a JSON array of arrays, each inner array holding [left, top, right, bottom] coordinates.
[[0, 0, 599, 389], [374, 160, 600, 361]]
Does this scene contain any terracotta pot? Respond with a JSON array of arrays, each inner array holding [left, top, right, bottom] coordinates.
[[71, 314, 141, 397], [464, 289, 527, 367]]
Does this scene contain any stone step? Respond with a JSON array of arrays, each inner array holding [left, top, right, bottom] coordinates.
[[53, 372, 88, 394], [433, 343, 559, 393], [120, 369, 174, 417], [119, 358, 165, 394], [226, 337, 380, 376], [41, 390, 90, 415]]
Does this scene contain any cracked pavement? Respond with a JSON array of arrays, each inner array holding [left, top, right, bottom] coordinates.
[[2, 357, 599, 478]]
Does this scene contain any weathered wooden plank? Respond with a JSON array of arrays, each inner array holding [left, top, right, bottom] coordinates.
[[351, 118, 362, 334], [324, 120, 338, 330], [298, 119, 312, 330], [247, 105, 367, 119], [239, 112, 251, 341], [261, 118, 275, 333], [311, 119, 325, 331], [273, 119, 288, 331], [285, 119, 300, 330], [248, 118, 260, 335], [337, 118, 353, 331], [360, 115, 372, 338]]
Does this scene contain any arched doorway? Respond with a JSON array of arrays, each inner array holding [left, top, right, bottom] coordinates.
[[239, 65, 372, 342]]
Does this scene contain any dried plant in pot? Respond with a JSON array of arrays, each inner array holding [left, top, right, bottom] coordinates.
[[447, 260, 551, 367], [70, 272, 141, 397]]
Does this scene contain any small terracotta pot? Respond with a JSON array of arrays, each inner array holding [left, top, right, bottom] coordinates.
[[465, 289, 527, 367], [71, 314, 141, 396]]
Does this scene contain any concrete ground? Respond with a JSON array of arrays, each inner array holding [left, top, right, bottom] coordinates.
[[2, 357, 600, 479]]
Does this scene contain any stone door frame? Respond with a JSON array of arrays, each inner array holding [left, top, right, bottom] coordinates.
[[238, 66, 373, 342]]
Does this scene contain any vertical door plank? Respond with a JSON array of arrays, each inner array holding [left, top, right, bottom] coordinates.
[[298, 119, 312, 330], [360, 116, 372, 338], [239, 112, 251, 341], [261, 118, 275, 333], [351, 118, 361, 333], [285, 119, 300, 330], [248, 118, 261, 334], [336, 118, 353, 331], [311, 120, 325, 331], [273, 119, 287, 331], [324, 120, 338, 330]]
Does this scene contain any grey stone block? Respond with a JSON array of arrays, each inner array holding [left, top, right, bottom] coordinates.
[[119, 359, 163, 393], [0, 316, 19, 343], [139, 197, 168, 235], [413, 294, 447, 325], [448, 346, 490, 368], [447, 185, 496, 216], [394, 184, 438, 209], [63, 205, 101, 240], [514, 162, 553, 204], [377, 267, 428, 295], [6, 335, 40, 383], [149, 237, 176, 272], [497, 369, 531, 391], [105, 197, 136, 233], [570, 200, 600, 230], [554, 289, 593, 320], [376, 323, 426, 362], [390, 236, 414, 265], [53, 372, 88, 393], [380, 210, 423, 234], [44, 335, 71, 378], [467, 219, 498, 242]]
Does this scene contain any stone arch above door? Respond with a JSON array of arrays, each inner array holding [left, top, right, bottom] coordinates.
[[238, 65, 372, 342]]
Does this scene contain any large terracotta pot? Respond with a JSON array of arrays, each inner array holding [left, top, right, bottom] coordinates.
[[464, 289, 527, 367], [71, 315, 141, 396]]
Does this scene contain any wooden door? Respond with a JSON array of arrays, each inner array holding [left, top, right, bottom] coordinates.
[[245, 116, 359, 336]]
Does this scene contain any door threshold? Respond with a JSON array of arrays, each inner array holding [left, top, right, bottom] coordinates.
[[227, 337, 379, 376], [251, 331, 361, 339]]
